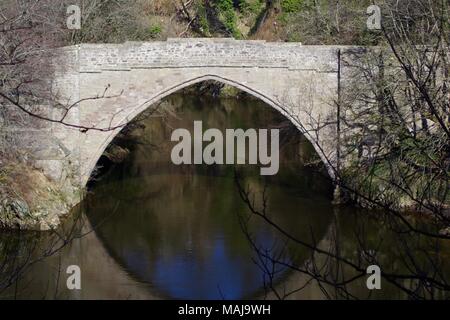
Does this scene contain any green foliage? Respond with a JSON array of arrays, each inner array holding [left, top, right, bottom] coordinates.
[[197, 3, 211, 36], [239, 0, 265, 14], [279, 0, 383, 45], [215, 0, 242, 38], [148, 24, 162, 38], [281, 0, 306, 13]]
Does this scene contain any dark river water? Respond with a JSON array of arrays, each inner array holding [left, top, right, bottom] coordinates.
[[1, 93, 449, 299]]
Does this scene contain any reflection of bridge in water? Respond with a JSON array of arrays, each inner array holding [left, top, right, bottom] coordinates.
[[80, 187, 337, 300], [78, 209, 337, 300], [0, 203, 343, 300]]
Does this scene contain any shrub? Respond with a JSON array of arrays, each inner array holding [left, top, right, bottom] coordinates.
[[239, 0, 264, 14], [197, 3, 211, 36], [148, 24, 162, 38], [216, 0, 242, 38], [281, 0, 305, 13]]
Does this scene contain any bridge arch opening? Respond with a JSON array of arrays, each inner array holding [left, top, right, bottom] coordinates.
[[85, 75, 335, 187], [83, 79, 335, 299]]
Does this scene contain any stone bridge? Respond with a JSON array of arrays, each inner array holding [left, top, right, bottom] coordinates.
[[38, 38, 355, 190]]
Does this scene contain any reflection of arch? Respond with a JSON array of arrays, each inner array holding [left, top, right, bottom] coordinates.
[[83, 173, 336, 299], [84, 74, 335, 186]]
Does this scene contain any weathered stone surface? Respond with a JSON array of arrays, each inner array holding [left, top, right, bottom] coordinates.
[[0, 197, 30, 219]]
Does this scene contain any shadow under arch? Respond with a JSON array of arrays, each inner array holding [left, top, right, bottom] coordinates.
[[84, 74, 336, 187]]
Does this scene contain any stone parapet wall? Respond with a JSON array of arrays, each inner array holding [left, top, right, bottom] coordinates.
[[73, 38, 343, 73]]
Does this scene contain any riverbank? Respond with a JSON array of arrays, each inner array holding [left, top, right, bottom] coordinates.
[[0, 161, 80, 231]]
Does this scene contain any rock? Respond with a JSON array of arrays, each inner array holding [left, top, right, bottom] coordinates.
[[439, 227, 450, 236], [0, 162, 79, 231], [34, 159, 64, 181], [1, 197, 31, 219], [104, 145, 130, 164]]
